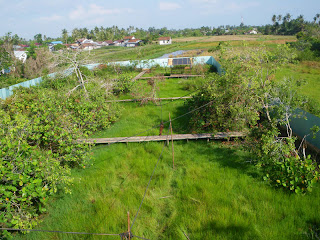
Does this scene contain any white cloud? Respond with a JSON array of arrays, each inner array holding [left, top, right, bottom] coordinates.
[[159, 2, 182, 11], [39, 14, 63, 21], [69, 4, 134, 20]]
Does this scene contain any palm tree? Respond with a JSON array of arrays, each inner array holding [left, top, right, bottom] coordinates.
[[272, 15, 277, 25], [277, 15, 282, 22], [62, 29, 68, 44]]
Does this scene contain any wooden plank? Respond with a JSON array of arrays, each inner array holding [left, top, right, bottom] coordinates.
[[106, 96, 192, 103], [78, 132, 245, 144], [132, 70, 147, 82], [138, 74, 203, 80]]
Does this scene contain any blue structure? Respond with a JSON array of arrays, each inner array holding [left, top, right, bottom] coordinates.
[[51, 41, 63, 45]]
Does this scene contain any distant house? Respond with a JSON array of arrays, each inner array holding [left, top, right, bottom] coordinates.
[[80, 42, 101, 51], [158, 37, 172, 45], [104, 40, 114, 46], [13, 45, 23, 50], [126, 39, 142, 47], [113, 40, 125, 46], [123, 36, 135, 43], [248, 29, 258, 35], [14, 51, 27, 63]]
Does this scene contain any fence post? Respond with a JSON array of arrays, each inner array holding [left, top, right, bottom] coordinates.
[[169, 113, 175, 169], [127, 211, 131, 240]]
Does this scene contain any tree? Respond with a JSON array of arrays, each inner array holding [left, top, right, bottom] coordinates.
[[34, 33, 43, 44], [62, 29, 68, 44], [272, 15, 277, 25], [0, 46, 13, 73]]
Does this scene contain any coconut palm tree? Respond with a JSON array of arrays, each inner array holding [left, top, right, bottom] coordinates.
[[62, 29, 68, 44]]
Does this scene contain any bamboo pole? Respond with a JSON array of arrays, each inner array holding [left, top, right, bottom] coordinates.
[[127, 211, 130, 240], [169, 113, 174, 169]]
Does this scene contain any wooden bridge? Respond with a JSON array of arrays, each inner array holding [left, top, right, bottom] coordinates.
[[78, 132, 245, 144], [138, 74, 204, 80], [105, 96, 192, 103]]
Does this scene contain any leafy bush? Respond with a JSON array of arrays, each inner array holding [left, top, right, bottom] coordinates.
[[113, 75, 136, 95], [0, 72, 120, 238], [186, 64, 259, 132], [254, 128, 319, 194]]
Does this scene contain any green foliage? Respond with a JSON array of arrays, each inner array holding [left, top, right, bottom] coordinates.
[[26, 44, 37, 60], [112, 74, 136, 95], [292, 24, 320, 61], [0, 46, 13, 72], [253, 128, 320, 194], [0, 75, 26, 89], [186, 69, 259, 132], [53, 44, 66, 51], [0, 71, 120, 238]]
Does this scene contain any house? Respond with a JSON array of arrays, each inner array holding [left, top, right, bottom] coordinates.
[[158, 37, 172, 45], [13, 45, 23, 50], [80, 43, 100, 51], [102, 40, 113, 46], [125, 39, 142, 47], [14, 51, 27, 63], [113, 40, 125, 46], [248, 29, 258, 35], [123, 36, 135, 43]]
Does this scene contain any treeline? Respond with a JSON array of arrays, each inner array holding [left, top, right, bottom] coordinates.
[[1, 13, 320, 45]]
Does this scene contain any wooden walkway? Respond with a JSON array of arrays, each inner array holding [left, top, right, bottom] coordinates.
[[106, 96, 192, 103], [132, 70, 147, 82], [138, 74, 204, 80], [78, 132, 245, 144]]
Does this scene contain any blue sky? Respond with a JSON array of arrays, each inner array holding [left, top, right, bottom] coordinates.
[[1, 0, 319, 39]]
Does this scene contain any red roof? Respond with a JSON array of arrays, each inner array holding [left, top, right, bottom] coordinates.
[[124, 36, 134, 40], [105, 40, 113, 44], [158, 37, 171, 41], [128, 39, 141, 43]]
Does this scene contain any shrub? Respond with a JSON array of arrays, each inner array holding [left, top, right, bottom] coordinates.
[[0, 74, 120, 238]]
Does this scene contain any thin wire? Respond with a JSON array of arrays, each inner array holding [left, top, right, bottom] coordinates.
[[132, 235, 151, 240], [130, 125, 170, 230], [0, 228, 120, 236], [154, 88, 200, 107]]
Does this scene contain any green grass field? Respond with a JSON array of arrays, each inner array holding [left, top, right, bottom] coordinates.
[[15, 72, 320, 240], [277, 61, 320, 106]]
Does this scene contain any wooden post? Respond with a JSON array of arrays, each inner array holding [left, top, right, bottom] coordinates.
[[127, 211, 131, 240], [169, 113, 175, 169]]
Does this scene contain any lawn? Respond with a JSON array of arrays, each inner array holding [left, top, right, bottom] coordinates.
[[15, 71, 320, 240], [276, 61, 320, 116]]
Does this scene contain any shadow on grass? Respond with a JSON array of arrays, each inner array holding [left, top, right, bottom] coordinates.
[[170, 103, 193, 134], [196, 221, 254, 240], [179, 140, 261, 180]]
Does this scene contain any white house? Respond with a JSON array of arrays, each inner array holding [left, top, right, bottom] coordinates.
[[14, 51, 27, 63], [158, 37, 172, 45], [248, 29, 258, 35]]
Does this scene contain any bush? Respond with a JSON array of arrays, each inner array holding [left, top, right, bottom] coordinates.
[[254, 129, 319, 194], [0, 74, 120, 238]]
